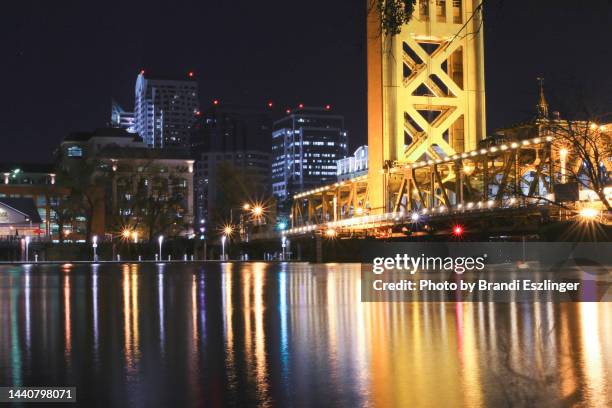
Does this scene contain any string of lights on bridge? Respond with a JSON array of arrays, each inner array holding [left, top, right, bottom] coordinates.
[[285, 132, 608, 237], [285, 196, 533, 237], [388, 136, 554, 173]]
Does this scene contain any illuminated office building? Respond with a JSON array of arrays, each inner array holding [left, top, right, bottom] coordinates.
[[271, 106, 348, 202], [134, 70, 199, 148]]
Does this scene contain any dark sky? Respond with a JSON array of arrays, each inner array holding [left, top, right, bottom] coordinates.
[[1, 0, 610, 163]]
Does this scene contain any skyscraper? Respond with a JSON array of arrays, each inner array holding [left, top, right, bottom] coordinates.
[[272, 106, 348, 203], [134, 70, 199, 148]]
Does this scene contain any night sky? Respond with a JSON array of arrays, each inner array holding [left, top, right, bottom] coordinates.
[[1, 0, 610, 163]]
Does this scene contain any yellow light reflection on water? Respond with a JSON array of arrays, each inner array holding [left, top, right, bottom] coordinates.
[[240, 263, 271, 405], [253, 263, 269, 402], [457, 303, 483, 408], [131, 265, 139, 352], [123, 266, 131, 360], [122, 264, 140, 372], [63, 273, 71, 359], [579, 303, 605, 406], [558, 303, 578, 401]]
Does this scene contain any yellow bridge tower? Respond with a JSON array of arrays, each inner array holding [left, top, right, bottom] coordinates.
[[367, 0, 486, 213]]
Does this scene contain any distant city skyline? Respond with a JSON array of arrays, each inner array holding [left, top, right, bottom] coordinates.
[[1, 0, 610, 163]]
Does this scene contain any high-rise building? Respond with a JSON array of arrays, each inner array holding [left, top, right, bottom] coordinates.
[[190, 104, 272, 227], [134, 70, 199, 148], [110, 100, 136, 133], [271, 106, 348, 202]]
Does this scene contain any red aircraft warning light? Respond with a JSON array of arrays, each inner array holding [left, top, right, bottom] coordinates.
[[188, 71, 195, 78], [298, 103, 304, 109], [267, 101, 274, 108], [213, 99, 220, 106]]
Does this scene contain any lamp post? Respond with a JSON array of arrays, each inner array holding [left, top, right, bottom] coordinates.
[[25, 236, 31, 262], [158, 235, 164, 260], [281, 235, 287, 261], [221, 235, 227, 261], [92, 235, 98, 262], [229, 205, 250, 241]]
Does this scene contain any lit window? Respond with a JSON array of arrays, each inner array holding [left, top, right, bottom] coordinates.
[[67, 146, 83, 157]]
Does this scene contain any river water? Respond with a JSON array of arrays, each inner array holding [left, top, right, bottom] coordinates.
[[0, 262, 610, 407]]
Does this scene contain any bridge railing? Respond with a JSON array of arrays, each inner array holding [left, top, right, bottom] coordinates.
[[291, 136, 561, 230]]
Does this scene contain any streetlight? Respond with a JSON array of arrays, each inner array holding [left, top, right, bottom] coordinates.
[[281, 235, 288, 260], [92, 235, 98, 262], [25, 236, 31, 262], [242, 203, 251, 211], [252, 205, 263, 217], [579, 207, 598, 221], [158, 235, 164, 260], [325, 228, 337, 238]]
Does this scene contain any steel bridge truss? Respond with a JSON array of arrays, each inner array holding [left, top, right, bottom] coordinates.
[[288, 136, 561, 236], [291, 176, 369, 228]]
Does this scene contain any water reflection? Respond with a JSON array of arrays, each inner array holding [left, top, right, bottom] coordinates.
[[221, 262, 237, 395], [122, 264, 140, 373], [24, 267, 31, 352], [10, 272, 22, 386], [0, 263, 609, 407], [157, 263, 165, 352], [92, 264, 99, 358], [580, 303, 605, 407], [64, 271, 71, 360]]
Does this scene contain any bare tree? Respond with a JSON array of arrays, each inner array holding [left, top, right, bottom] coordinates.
[[110, 162, 189, 242], [56, 160, 108, 242], [49, 194, 78, 243], [545, 116, 612, 212], [507, 114, 612, 214]]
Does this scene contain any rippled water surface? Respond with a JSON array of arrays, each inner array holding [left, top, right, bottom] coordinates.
[[0, 262, 610, 407]]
